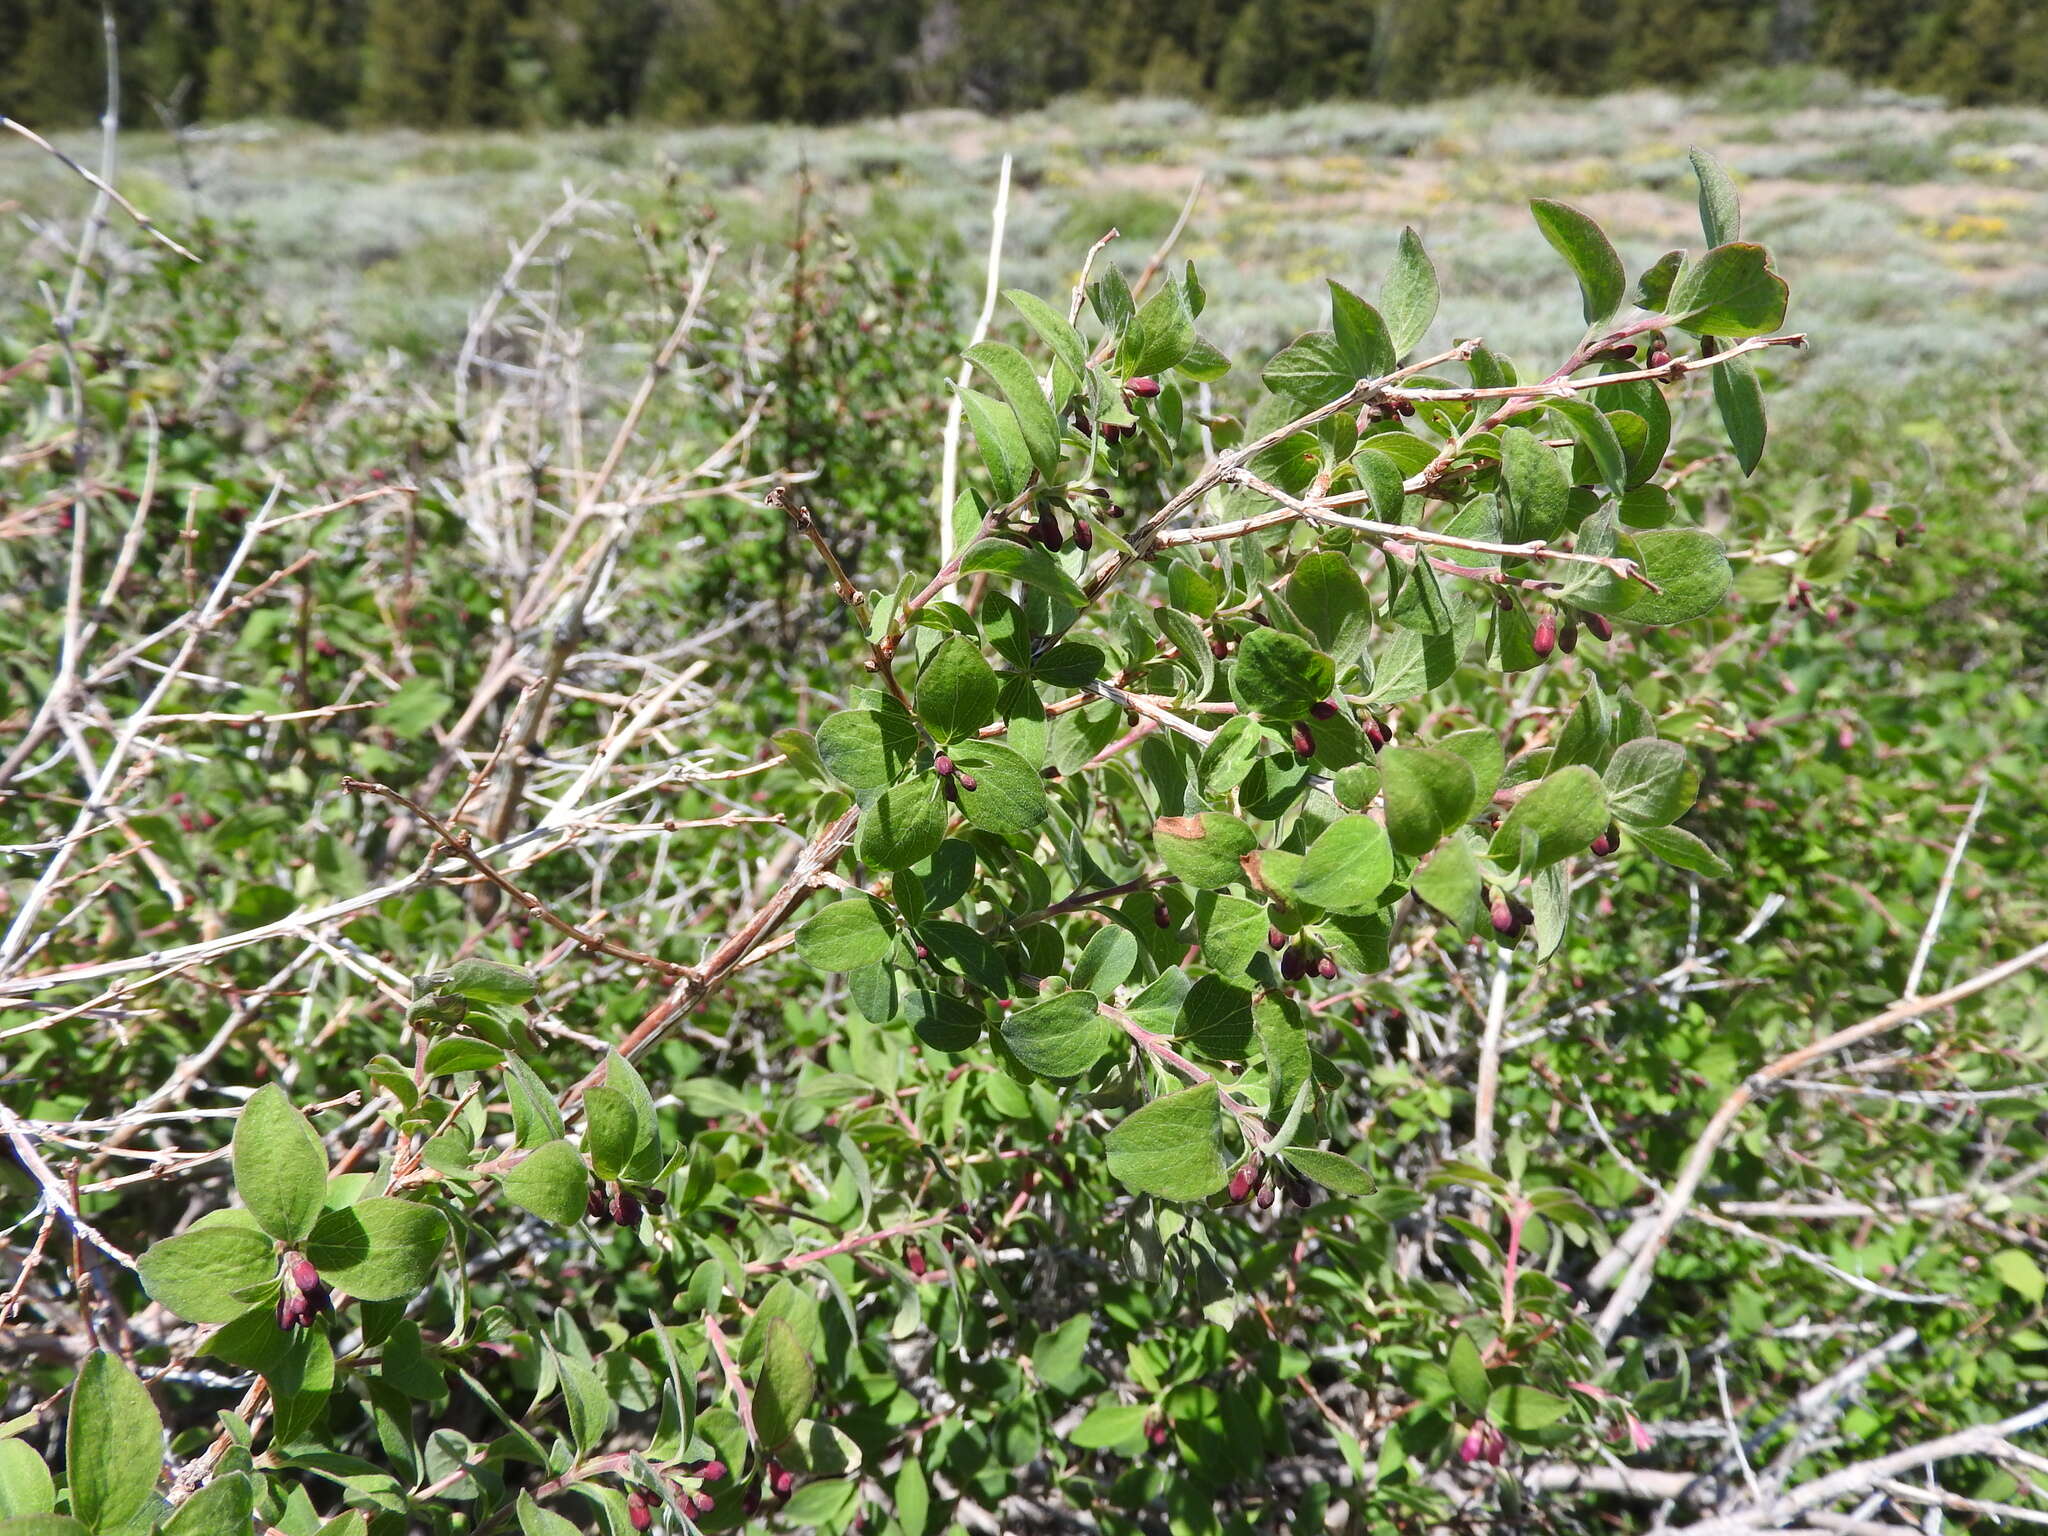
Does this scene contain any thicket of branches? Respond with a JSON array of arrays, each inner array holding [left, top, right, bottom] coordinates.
[[3, 50, 2048, 1536]]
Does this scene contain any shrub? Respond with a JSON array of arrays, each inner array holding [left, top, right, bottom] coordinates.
[[4, 138, 2044, 1536]]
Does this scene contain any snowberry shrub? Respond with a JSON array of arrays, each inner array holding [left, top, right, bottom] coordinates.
[[22, 150, 1803, 1536]]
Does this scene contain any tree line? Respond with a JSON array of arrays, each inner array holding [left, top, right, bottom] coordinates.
[[3, 0, 2043, 131]]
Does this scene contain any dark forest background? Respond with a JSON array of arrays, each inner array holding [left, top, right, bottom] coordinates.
[[4, 0, 2045, 131]]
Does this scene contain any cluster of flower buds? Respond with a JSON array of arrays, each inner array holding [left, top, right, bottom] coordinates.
[[1458, 1420, 1509, 1466], [277, 1255, 331, 1331], [586, 1180, 664, 1228], [933, 752, 977, 800], [1489, 889, 1536, 944]]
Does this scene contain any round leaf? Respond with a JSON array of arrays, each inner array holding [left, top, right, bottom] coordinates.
[[232, 1084, 329, 1244]]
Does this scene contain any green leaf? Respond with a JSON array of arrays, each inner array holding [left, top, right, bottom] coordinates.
[[426, 959, 536, 1007], [1992, 1248, 2046, 1304], [1437, 728, 1505, 806], [1489, 766, 1609, 872], [1628, 822, 1732, 878], [1261, 331, 1351, 410], [1196, 715, 1263, 800], [957, 386, 1030, 501], [1196, 893, 1268, 982], [1070, 925, 1140, 996], [232, 1085, 329, 1244], [1381, 227, 1439, 357], [1603, 739, 1697, 828], [1004, 289, 1088, 402], [302, 1197, 447, 1302], [1156, 606, 1214, 698], [1121, 280, 1196, 377], [964, 341, 1062, 479], [1230, 627, 1334, 720], [958, 537, 1087, 609], [950, 742, 1051, 835], [581, 1085, 637, 1182], [1288, 552, 1371, 659], [66, 1352, 161, 1535], [1548, 399, 1627, 500], [499, 1140, 588, 1227], [0, 1441, 54, 1519], [1412, 836, 1482, 931], [1153, 813, 1257, 890], [1069, 1402, 1150, 1451], [1104, 1082, 1231, 1201], [1292, 816, 1392, 913], [0, 1517, 87, 1536], [1328, 281, 1394, 379], [1667, 244, 1787, 338], [917, 635, 1000, 744], [1690, 146, 1741, 245], [1000, 991, 1111, 1080], [556, 1354, 610, 1457], [422, 1037, 504, 1075], [815, 709, 919, 794], [795, 897, 895, 972], [1499, 426, 1569, 544], [160, 1472, 251, 1536], [1487, 1384, 1572, 1434], [1629, 529, 1733, 625], [753, 1317, 816, 1451], [137, 1225, 278, 1324], [1712, 351, 1768, 476], [857, 780, 947, 871], [1281, 1146, 1376, 1196], [1354, 447, 1406, 521], [1448, 1333, 1490, 1415], [1380, 747, 1476, 858], [1529, 199, 1625, 328], [515, 1494, 582, 1536]]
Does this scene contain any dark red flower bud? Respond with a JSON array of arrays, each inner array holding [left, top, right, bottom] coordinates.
[[1125, 376, 1161, 398], [692, 1492, 717, 1516], [1309, 700, 1338, 721], [696, 1461, 727, 1483], [1281, 945, 1308, 981], [933, 753, 954, 777], [1256, 1183, 1277, 1210], [906, 1247, 927, 1278], [1228, 1166, 1257, 1204], [1104, 502, 1125, 519], [1364, 717, 1391, 751], [940, 775, 959, 803], [956, 772, 977, 793], [1291, 722, 1316, 760], [769, 1464, 795, 1498], [292, 1258, 321, 1293], [1585, 612, 1613, 642], [1508, 896, 1535, 928], [1268, 926, 1287, 951], [641, 1186, 666, 1211], [1490, 895, 1516, 935], [627, 1492, 653, 1531], [1153, 902, 1173, 929], [1317, 954, 1338, 980], [1210, 636, 1229, 659], [610, 1190, 643, 1227], [1650, 349, 1672, 369], [1147, 1422, 1170, 1446], [1590, 826, 1619, 858], [742, 1489, 762, 1516], [1559, 619, 1579, 654], [914, 943, 930, 960], [277, 1292, 302, 1330], [1532, 613, 1557, 658], [1073, 518, 1094, 552], [586, 1186, 610, 1223]]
